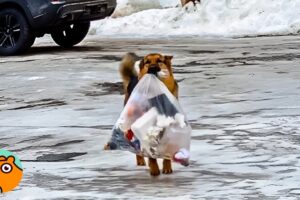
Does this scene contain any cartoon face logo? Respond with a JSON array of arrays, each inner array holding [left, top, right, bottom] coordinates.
[[0, 150, 23, 193]]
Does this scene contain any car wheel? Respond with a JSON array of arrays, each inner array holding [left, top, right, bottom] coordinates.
[[28, 35, 36, 48], [0, 8, 35, 56], [51, 22, 90, 48]]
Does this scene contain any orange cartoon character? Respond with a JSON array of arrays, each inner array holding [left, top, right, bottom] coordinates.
[[0, 156, 23, 193]]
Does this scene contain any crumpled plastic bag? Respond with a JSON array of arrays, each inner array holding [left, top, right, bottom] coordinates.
[[107, 74, 191, 166]]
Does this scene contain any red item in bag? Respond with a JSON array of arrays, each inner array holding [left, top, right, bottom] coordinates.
[[126, 129, 134, 141]]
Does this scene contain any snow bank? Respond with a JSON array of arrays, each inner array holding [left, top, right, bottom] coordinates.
[[91, 0, 300, 37]]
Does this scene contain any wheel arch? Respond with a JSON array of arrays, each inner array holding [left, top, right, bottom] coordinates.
[[0, 1, 34, 27]]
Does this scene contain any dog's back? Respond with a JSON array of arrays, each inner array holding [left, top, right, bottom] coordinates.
[[119, 52, 139, 104]]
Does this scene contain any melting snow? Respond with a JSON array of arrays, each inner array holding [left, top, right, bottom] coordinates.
[[91, 0, 300, 37]]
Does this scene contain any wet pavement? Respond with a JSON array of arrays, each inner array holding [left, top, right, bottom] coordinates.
[[0, 35, 300, 199]]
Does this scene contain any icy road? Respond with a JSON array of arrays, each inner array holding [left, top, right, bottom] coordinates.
[[0, 36, 300, 199]]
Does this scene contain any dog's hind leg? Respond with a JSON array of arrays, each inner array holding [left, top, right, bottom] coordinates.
[[162, 159, 173, 174], [148, 158, 160, 176], [136, 155, 146, 166]]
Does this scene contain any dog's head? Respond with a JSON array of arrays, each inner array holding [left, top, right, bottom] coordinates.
[[138, 53, 173, 80]]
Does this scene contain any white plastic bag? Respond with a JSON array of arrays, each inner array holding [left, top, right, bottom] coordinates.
[[107, 74, 191, 166]]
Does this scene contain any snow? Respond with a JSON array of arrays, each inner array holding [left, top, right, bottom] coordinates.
[[1, 36, 300, 199], [91, 0, 300, 37]]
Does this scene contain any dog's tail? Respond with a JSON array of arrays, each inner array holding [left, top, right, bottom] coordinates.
[[119, 52, 139, 103]]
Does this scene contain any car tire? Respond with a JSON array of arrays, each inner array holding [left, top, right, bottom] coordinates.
[[51, 22, 90, 48], [28, 36, 36, 48], [0, 8, 35, 56]]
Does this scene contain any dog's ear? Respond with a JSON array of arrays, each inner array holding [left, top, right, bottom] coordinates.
[[139, 58, 145, 69], [164, 55, 173, 61], [164, 55, 173, 70]]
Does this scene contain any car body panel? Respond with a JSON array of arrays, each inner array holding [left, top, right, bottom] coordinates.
[[0, 0, 116, 30]]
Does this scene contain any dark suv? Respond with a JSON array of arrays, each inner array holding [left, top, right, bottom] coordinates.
[[0, 0, 116, 55]]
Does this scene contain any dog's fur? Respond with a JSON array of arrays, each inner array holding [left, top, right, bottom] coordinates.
[[119, 53, 178, 176]]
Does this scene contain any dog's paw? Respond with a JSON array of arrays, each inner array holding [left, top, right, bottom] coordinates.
[[104, 142, 117, 150], [136, 160, 146, 166], [162, 159, 173, 174], [103, 143, 110, 150], [150, 168, 160, 176], [136, 155, 146, 166], [162, 167, 173, 174], [137, 161, 146, 166], [149, 158, 160, 176]]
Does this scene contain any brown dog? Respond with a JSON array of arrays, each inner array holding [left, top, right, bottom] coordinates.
[[181, 0, 200, 6], [119, 52, 178, 176]]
